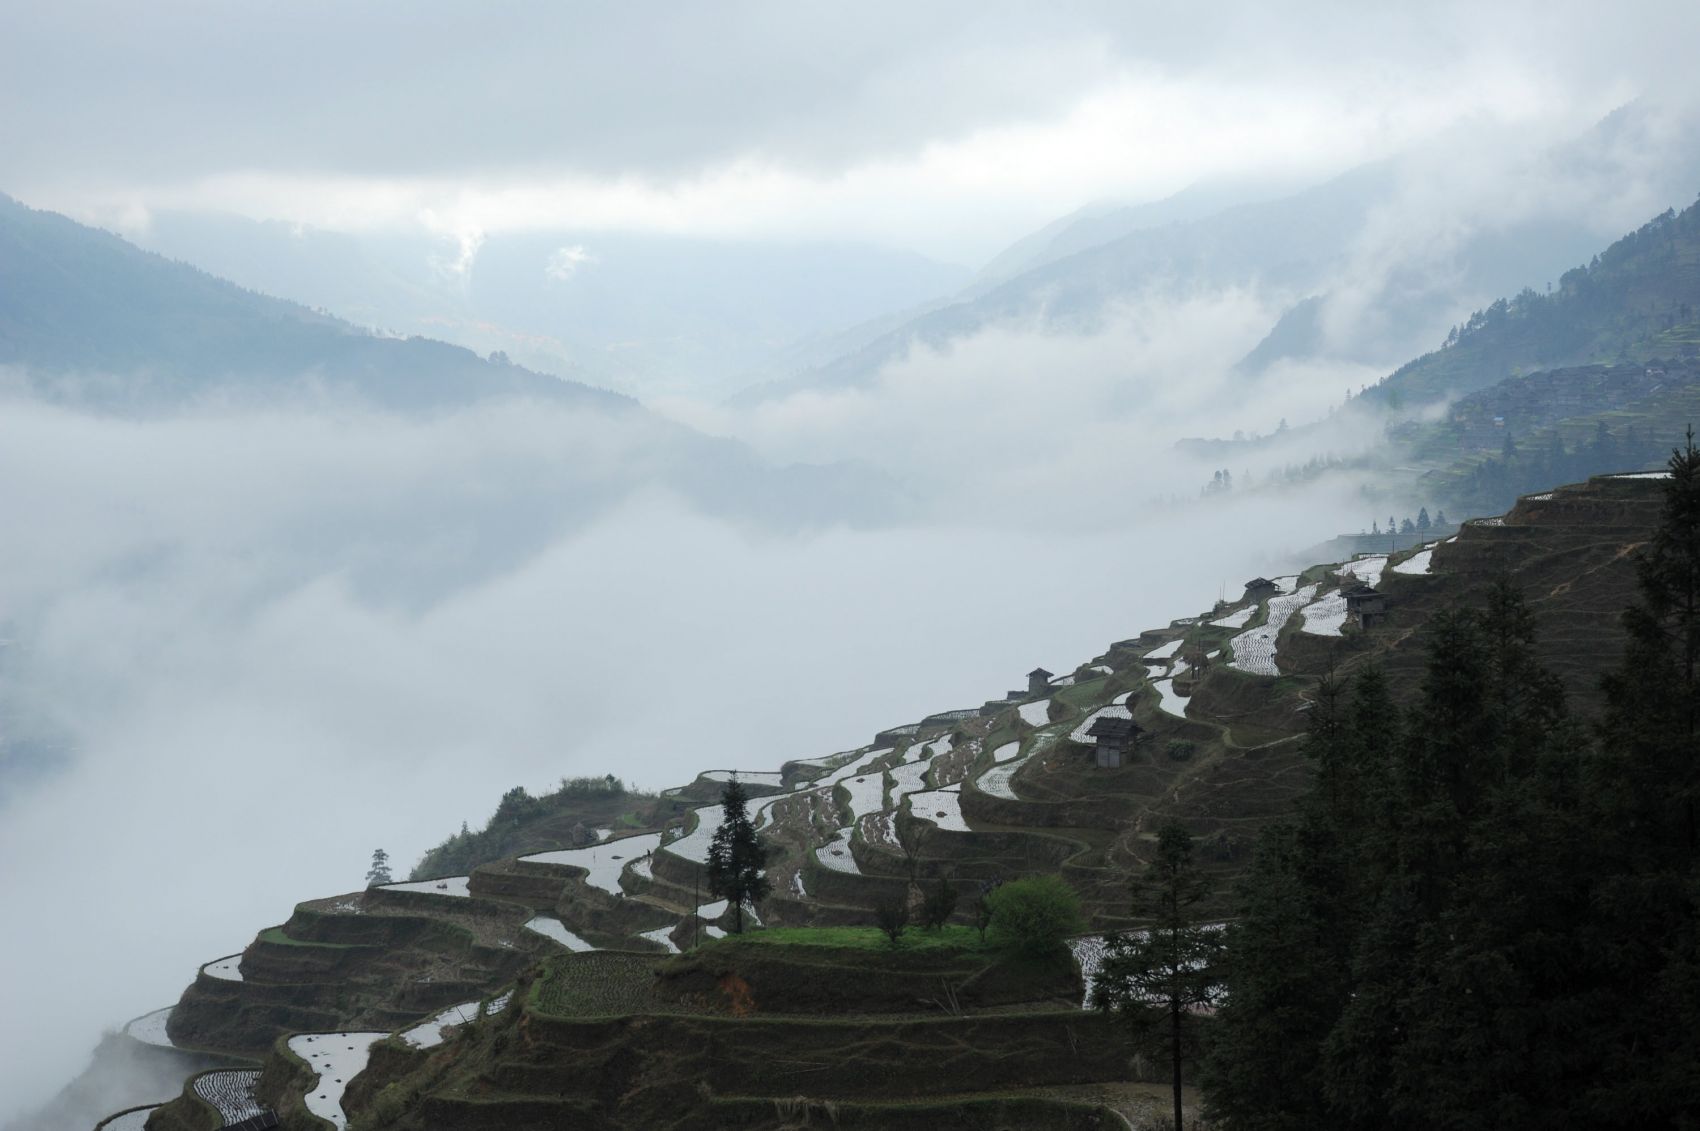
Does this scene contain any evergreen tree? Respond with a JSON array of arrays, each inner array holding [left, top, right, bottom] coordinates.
[[1211, 587, 1590, 1130], [705, 778, 771, 932], [1094, 825, 1222, 1131], [1417, 507, 1431, 531], [1601, 428, 1700, 856], [1588, 430, 1700, 1124], [365, 848, 392, 887]]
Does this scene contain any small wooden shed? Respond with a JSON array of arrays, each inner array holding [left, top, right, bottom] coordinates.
[[1344, 584, 1389, 629], [1087, 715, 1145, 769]]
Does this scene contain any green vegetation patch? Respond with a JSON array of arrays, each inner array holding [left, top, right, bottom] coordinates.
[[256, 926, 358, 949], [726, 924, 994, 954], [532, 951, 687, 1017]]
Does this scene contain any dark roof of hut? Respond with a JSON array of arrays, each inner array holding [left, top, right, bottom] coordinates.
[[1087, 716, 1143, 739]]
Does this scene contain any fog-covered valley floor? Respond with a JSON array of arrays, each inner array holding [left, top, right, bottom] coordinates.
[[0, 307, 1369, 1120]]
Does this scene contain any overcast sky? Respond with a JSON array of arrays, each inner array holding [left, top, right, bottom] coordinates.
[[5, 1, 1694, 262]]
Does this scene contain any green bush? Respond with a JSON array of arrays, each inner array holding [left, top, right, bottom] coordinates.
[[919, 877, 960, 930], [874, 897, 910, 946], [1166, 740, 1195, 761], [986, 875, 1082, 955]]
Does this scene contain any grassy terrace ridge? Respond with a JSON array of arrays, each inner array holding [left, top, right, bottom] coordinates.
[[256, 926, 359, 948], [721, 924, 992, 952]]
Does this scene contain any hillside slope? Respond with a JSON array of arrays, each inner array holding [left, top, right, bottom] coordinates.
[[108, 471, 1668, 1130], [1375, 196, 1700, 406], [0, 193, 626, 411]]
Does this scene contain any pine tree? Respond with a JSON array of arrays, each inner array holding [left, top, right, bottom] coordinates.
[[1093, 825, 1222, 1131], [1417, 507, 1431, 531], [365, 848, 392, 887], [1601, 428, 1700, 857], [1589, 430, 1700, 1123], [705, 778, 771, 933]]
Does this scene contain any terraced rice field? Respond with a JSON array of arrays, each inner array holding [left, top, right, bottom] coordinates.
[[1144, 639, 1183, 660], [123, 1007, 176, 1049], [815, 826, 861, 873], [838, 767, 886, 822], [192, 1069, 264, 1122], [989, 740, 1021, 762], [978, 753, 1034, 800], [1068, 935, 1108, 1009], [401, 1002, 480, 1049], [1017, 699, 1052, 727], [703, 769, 785, 786], [523, 832, 663, 895], [525, 916, 595, 951], [382, 875, 470, 898], [288, 1032, 387, 1129], [1339, 554, 1388, 587], [664, 804, 724, 864], [1154, 679, 1190, 718], [1394, 548, 1434, 575], [790, 749, 862, 772], [1209, 605, 1256, 628], [535, 952, 710, 1017], [1298, 588, 1347, 636], [805, 747, 893, 791], [639, 925, 680, 953], [203, 954, 243, 982], [1229, 583, 1320, 675], [696, 899, 761, 927], [888, 760, 932, 805], [907, 787, 969, 831], [101, 1110, 153, 1130]]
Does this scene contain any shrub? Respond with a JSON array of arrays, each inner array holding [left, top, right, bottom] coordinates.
[[874, 896, 910, 946], [1166, 740, 1195, 761], [987, 874, 1082, 955], [919, 876, 960, 930]]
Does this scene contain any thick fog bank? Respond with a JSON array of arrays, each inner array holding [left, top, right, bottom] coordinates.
[[0, 378, 1369, 1119]]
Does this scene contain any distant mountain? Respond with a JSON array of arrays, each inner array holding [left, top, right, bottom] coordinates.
[[738, 103, 1700, 406], [0, 193, 627, 411], [1373, 196, 1700, 406], [968, 176, 1306, 290], [0, 193, 908, 533], [126, 211, 972, 401]]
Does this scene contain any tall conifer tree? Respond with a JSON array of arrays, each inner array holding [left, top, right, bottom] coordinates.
[[705, 777, 771, 933]]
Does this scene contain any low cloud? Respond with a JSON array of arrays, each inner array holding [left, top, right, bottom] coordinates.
[[666, 289, 1386, 524], [0, 374, 1369, 1120], [544, 244, 595, 281]]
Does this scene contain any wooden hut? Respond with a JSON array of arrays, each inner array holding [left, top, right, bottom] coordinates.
[[1086, 715, 1144, 768], [1344, 584, 1388, 629]]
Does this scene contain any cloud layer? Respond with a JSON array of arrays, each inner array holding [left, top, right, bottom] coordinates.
[[0, 350, 1366, 1120], [8, 2, 1691, 260]]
